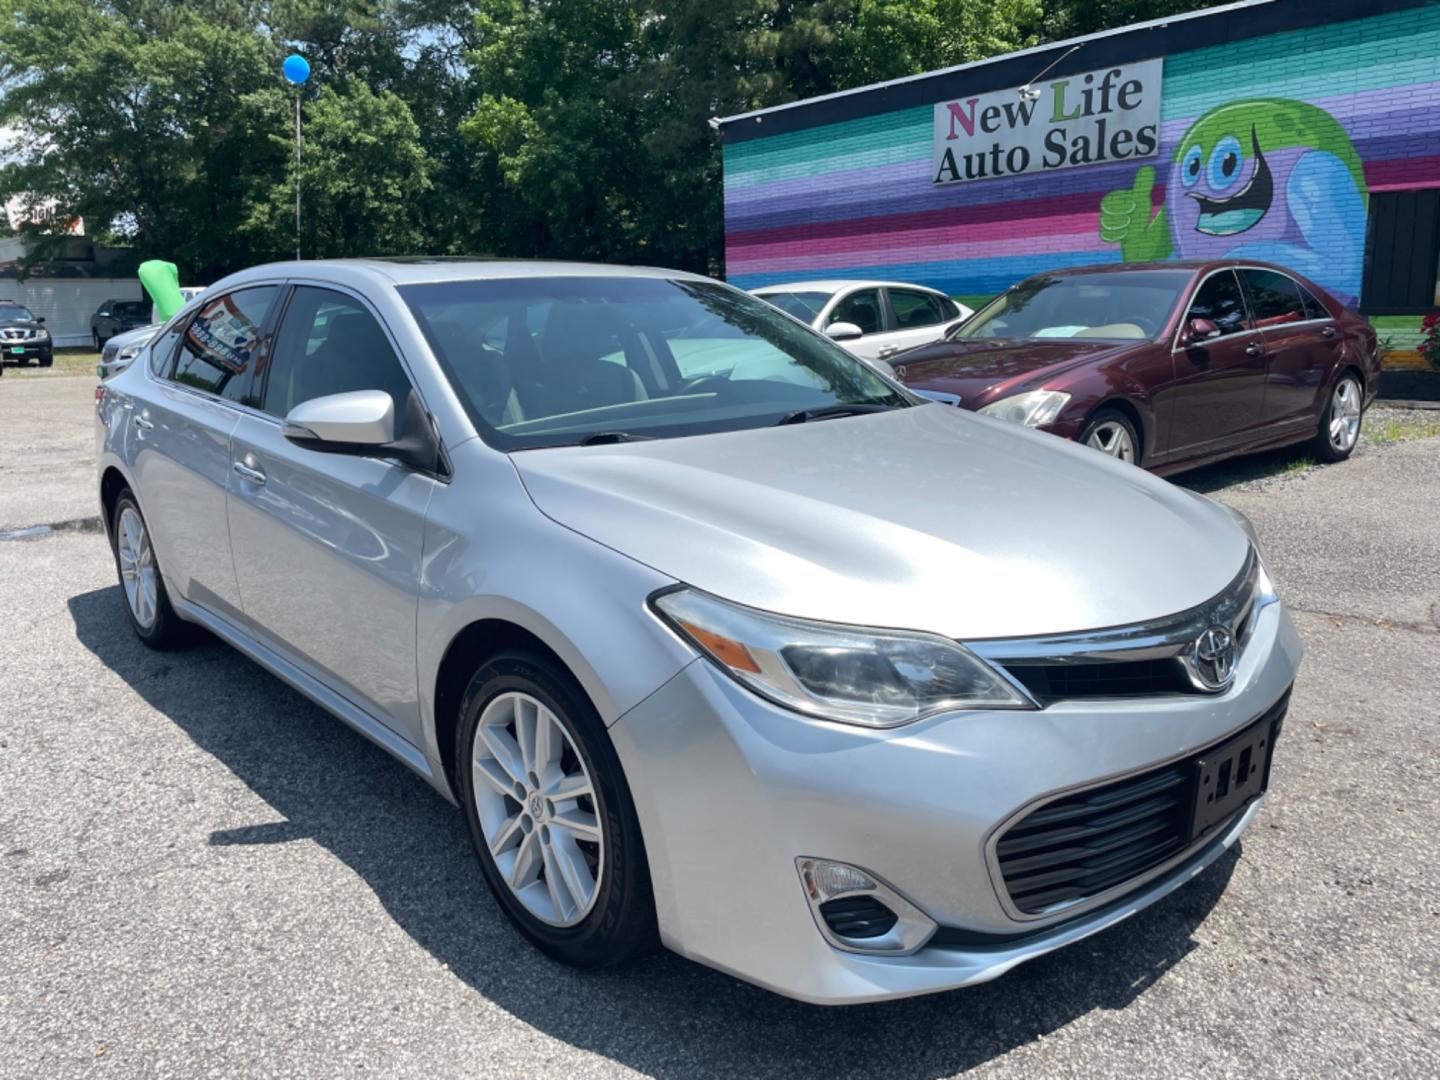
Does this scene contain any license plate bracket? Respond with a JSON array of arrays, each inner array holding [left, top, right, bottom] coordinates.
[[1190, 715, 1280, 840]]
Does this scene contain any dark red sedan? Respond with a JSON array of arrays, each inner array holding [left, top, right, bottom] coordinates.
[[891, 261, 1379, 475]]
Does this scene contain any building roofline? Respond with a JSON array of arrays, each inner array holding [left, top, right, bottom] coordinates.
[[714, 0, 1272, 128], [712, 0, 1429, 143]]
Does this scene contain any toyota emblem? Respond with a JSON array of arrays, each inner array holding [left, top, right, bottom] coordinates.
[[1191, 625, 1237, 690]]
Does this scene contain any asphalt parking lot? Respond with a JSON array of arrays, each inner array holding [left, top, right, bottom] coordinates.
[[2, 371, 1437, 1078]]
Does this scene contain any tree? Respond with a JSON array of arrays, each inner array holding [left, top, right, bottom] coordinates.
[[0, 0, 289, 280], [246, 79, 433, 258]]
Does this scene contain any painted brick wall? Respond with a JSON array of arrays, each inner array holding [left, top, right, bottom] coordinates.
[[723, 5, 1440, 336]]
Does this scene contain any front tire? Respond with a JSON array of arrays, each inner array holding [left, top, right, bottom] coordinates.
[[456, 651, 657, 967], [1079, 408, 1140, 465], [1313, 371, 1364, 462], [109, 489, 188, 649], [39, 353, 53, 368]]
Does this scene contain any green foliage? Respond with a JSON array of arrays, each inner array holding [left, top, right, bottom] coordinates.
[[0, 0, 1215, 281]]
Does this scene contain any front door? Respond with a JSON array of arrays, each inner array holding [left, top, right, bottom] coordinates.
[[1167, 269, 1267, 456], [823, 288, 886, 360], [226, 284, 438, 742]]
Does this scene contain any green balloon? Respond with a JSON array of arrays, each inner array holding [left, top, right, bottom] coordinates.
[[138, 260, 186, 322]]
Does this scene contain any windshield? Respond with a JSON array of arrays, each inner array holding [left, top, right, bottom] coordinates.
[[400, 277, 909, 449], [953, 270, 1192, 342], [753, 290, 832, 323], [113, 301, 148, 318], [1, 305, 36, 322]]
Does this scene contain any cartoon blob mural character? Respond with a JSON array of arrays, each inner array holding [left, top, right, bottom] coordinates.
[[1099, 99, 1367, 305]]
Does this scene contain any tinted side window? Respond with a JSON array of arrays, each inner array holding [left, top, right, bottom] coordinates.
[[171, 287, 277, 402], [149, 316, 188, 378], [1241, 270, 1307, 328], [938, 296, 961, 320], [828, 289, 883, 334], [262, 286, 414, 419], [888, 289, 946, 329], [1187, 271, 1248, 336], [1299, 283, 1330, 320]]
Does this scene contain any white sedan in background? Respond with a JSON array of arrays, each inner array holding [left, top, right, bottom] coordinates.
[[750, 280, 972, 362]]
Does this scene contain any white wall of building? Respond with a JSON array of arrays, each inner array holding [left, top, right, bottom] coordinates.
[[0, 277, 143, 347]]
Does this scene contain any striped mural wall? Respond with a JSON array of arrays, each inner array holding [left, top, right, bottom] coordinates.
[[723, 6, 1440, 316]]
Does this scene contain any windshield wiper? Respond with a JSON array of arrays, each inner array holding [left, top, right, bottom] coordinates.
[[776, 403, 900, 426], [576, 431, 654, 446]]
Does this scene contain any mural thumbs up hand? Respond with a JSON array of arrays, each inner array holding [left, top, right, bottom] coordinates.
[[1098, 166, 1173, 262]]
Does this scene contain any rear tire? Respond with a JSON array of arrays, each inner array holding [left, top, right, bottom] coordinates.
[[1312, 371, 1364, 463], [456, 650, 658, 967], [93, 331, 103, 350], [1078, 408, 1141, 465], [109, 489, 189, 649]]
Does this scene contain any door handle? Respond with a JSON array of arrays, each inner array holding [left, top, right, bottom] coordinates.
[[132, 414, 154, 430], [1245, 342, 1264, 357], [232, 460, 267, 485], [1320, 325, 1336, 338]]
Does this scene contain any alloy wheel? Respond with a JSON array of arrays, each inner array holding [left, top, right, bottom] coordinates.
[[1329, 378, 1362, 454], [116, 506, 158, 629], [471, 691, 604, 927], [1085, 420, 1136, 462]]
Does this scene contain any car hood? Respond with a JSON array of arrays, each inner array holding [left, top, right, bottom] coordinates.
[[893, 338, 1134, 407], [510, 404, 1248, 640], [0, 318, 42, 330]]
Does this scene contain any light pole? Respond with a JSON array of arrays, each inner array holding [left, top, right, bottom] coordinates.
[[282, 53, 310, 259]]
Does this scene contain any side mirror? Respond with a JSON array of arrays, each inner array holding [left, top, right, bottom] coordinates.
[[825, 321, 864, 342], [282, 388, 446, 475], [283, 389, 395, 449], [1185, 317, 1221, 344], [35, 316, 44, 325]]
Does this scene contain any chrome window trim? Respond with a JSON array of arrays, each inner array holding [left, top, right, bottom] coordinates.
[[980, 696, 1284, 925], [1171, 264, 1335, 354], [968, 549, 1265, 688]]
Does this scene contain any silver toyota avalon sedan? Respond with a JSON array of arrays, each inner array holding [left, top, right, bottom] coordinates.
[[95, 258, 1302, 1004]]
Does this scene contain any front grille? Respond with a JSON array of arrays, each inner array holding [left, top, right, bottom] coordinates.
[[994, 694, 1288, 915], [1006, 657, 1192, 702]]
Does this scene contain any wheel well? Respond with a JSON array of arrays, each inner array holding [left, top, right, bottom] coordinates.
[[432, 619, 570, 793], [1087, 398, 1146, 462], [99, 467, 129, 536]]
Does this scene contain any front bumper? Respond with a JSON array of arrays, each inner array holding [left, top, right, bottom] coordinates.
[[610, 599, 1302, 1004], [2, 341, 51, 361]]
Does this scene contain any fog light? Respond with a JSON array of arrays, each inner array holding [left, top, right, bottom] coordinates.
[[795, 857, 936, 955]]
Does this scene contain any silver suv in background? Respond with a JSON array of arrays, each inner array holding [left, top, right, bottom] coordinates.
[[96, 259, 1301, 1004]]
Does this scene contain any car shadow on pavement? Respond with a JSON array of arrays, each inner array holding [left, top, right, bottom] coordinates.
[[70, 584, 1239, 1080]]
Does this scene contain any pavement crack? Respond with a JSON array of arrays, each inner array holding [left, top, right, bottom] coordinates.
[[1287, 604, 1439, 635], [0, 516, 103, 541]]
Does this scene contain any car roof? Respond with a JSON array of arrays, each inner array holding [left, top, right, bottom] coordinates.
[[204, 257, 713, 294], [751, 280, 941, 294]]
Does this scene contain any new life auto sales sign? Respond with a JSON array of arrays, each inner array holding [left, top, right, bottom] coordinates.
[[932, 59, 1163, 184]]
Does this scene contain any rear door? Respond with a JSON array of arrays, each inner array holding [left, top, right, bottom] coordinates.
[[1167, 269, 1267, 456], [872, 288, 960, 358], [226, 283, 438, 743], [126, 286, 277, 624], [1239, 268, 1341, 428]]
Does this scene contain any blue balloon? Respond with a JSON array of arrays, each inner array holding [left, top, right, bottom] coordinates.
[[282, 54, 310, 84]]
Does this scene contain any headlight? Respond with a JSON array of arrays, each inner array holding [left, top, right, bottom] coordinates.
[[978, 389, 1071, 427], [651, 588, 1034, 727], [117, 343, 143, 361]]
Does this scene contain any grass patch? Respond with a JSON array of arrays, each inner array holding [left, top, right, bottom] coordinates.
[[1365, 416, 1440, 445], [1278, 455, 1320, 475], [0, 348, 99, 378]]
